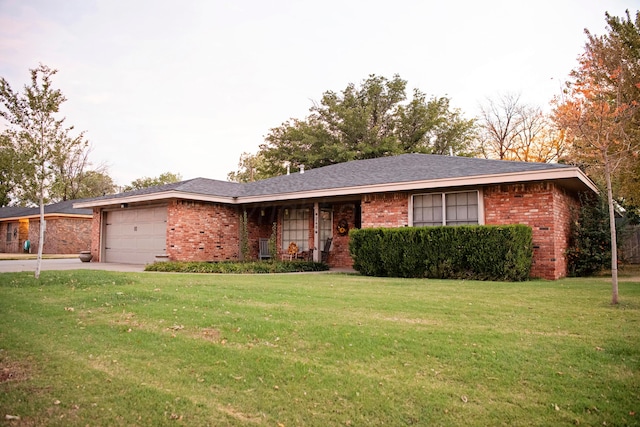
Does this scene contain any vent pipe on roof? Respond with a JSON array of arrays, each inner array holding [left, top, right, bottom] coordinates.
[[449, 146, 454, 156], [284, 161, 291, 175], [300, 164, 305, 174]]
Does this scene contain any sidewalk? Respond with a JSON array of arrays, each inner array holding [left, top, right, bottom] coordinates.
[[0, 256, 145, 273], [0, 254, 356, 274]]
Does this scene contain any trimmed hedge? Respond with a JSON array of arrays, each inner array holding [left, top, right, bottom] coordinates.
[[145, 260, 329, 274], [349, 225, 533, 281]]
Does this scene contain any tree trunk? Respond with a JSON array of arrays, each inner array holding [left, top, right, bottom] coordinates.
[[604, 154, 619, 305], [35, 185, 45, 279]]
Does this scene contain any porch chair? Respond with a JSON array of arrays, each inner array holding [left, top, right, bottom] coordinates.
[[258, 238, 271, 260], [321, 237, 332, 263]]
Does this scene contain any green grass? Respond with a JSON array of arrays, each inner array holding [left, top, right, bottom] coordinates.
[[0, 270, 638, 426]]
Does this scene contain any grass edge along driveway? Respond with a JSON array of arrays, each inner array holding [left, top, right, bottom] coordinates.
[[0, 270, 638, 426]]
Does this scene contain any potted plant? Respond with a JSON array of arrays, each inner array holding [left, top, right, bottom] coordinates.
[[79, 251, 93, 262]]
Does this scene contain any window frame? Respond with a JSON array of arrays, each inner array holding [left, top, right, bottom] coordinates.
[[281, 208, 310, 251], [410, 189, 483, 227]]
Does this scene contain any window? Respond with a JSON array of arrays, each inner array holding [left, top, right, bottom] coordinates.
[[413, 191, 479, 226], [6, 223, 13, 242], [282, 208, 309, 251]]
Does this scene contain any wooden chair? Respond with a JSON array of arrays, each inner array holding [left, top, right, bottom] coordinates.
[[259, 238, 271, 260]]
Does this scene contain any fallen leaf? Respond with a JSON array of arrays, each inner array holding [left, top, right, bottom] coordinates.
[[53, 400, 61, 405], [461, 395, 468, 403], [5, 415, 20, 420], [554, 404, 560, 411]]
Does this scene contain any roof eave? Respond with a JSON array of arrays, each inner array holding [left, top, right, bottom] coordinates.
[[238, 167, 599, 203], [72, 167, 598, 208], [0, 213, 92, 221], [72, 190, 238, 208]]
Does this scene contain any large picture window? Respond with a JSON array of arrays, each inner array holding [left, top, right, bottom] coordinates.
[[413, 191, 479, 226], [282, 208, 310, 251]]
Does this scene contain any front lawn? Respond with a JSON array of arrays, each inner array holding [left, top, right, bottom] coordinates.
[[0, 270, 638, 426]]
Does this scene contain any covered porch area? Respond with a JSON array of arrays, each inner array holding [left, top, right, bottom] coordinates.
[[241, 197, 361, 268]]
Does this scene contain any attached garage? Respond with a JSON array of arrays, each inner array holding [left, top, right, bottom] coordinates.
[[104, 206, 167, 264]]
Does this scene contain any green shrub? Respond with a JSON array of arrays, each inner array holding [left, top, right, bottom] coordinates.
[[566, 192, 619, 277], [349, 225, 532, 281], [145, 260, 329, 274]]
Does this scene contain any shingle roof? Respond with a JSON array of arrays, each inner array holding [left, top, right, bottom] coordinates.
[[79, 178, 243, 204], [74, 154, 595, 207], [0, 199, 92, 219], [239, 154, 570, 196]]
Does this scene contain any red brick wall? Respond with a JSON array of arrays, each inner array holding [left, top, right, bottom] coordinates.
[[28, 216, 92, 254], [483, 182, 578, 279], [90, 209, 102, 261], [356, 184, 578, 279], [329, 203, 357, 268], [361, 193, 409, 228], [167, 200, 240, 262], [244, 208, 277, 260], [0, 222, 19, 253]]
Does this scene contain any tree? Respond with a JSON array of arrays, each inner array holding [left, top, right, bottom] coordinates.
[[605, 11, 640, 208], [477, 93, 522, 160], [566, 192, 616, 277], [553, 11, 640, 304], [70, 169, 117, 199], [48, 132, 89, 201], [230, 74, 476, 178], [123, 171, 182, 192], [0, 64, 88, 278], [227, 151, 271, 183], [0, 132, 20, 206], [478, 93, 566, 163]]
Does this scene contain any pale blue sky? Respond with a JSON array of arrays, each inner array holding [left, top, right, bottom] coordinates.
[[0, 0, 636, 186]]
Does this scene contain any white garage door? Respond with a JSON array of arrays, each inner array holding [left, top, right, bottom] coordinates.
[[104, 206, 168, 264]]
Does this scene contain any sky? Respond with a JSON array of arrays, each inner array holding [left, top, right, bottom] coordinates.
[[0, 0, 637, 186]]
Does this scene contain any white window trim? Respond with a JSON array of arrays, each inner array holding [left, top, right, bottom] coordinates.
[[410, 189, 484, 226]]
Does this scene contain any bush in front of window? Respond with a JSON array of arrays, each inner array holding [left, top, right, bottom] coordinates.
[[349, 225, 533, 281]]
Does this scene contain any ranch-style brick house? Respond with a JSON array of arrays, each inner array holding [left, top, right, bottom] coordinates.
[[74, 154, 598, 279], [0, 200, 93, 254]]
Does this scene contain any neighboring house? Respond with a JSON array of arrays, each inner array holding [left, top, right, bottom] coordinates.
[[74, 154, 597, 279], [0, 200, 93, 254]]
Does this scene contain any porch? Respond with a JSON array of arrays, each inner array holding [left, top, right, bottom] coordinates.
[[241, 200, 361, 268]]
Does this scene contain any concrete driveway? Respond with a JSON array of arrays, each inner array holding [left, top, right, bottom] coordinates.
[[0, 258, 145, 273]]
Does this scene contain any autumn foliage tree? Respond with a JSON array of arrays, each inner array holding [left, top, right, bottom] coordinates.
[[553, 10, 640, 304]]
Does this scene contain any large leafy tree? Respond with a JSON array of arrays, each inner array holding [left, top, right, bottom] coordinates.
[[553, 10, 640, 304], [230, 74, 476, 178], [0, 64, 88, 278]]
